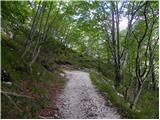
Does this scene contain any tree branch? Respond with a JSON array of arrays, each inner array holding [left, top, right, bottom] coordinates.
[[1, 91, 34, 99]]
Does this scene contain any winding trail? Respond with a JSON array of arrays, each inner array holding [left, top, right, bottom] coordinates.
[[56, 70, 121, 119], [56, 71, 120, 119]]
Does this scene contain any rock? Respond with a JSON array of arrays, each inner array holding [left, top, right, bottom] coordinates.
[[54, 113, 58, 117], [3, 81, 12, 86], [117, 92, 124, 97], [108, 100, 112, 106], [37, 72, 40, 76], [10, 48, 14, 51], [2, 70, 12, 86], [135, 109, 141, 113], [60, 73, 65, 77], [112, 85, 115, 90], [101, 79, 107, 84], [1, 70, 12, 82], [127, 102, 130, 107]]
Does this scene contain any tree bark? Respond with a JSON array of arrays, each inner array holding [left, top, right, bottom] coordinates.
[[21, 1, 42, 58], [130, 81, 144, 110], [115, 1, 121, 87], [32, 2, 46, 58], [29, 46, 41, 69]]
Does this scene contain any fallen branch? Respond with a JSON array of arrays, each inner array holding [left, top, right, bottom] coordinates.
[[2, 91, 23, 112], [1, 91, 34, 99]]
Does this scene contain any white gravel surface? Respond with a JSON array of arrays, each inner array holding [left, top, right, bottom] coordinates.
[[56, 70, 121, 119]]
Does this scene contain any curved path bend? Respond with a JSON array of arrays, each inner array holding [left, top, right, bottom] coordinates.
[[56, 70, 121, 119]]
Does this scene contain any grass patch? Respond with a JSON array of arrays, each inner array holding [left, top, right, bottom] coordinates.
[[90, 71, 158, 119]]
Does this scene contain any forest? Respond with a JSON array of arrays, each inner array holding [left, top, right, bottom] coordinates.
[[1, 0, 159, 119]]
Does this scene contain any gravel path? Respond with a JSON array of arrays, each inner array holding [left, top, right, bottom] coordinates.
[[56, 70, 121, 119]]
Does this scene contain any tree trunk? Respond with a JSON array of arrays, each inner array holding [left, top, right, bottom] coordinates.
[[116, 1, 121, 85], [29, 46, 41, 69], [130, 81, 144, 110], [21, 42, 33, 58], [32, 2, 46, 58], [21, 1, 42, 58], [111, 2, 119, 88]]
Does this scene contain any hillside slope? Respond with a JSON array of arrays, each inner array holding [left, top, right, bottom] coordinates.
[[1, 31, 96, 118]]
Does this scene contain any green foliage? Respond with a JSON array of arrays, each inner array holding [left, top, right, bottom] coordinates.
[[90, 71, 131, 118], [1, 24, 66, 118], [1, 94, 49, 118], [1, 1, 30, 34], [1, 0, 159, 119], [90, 71, 158, 119], [136, 90, 159, 118]]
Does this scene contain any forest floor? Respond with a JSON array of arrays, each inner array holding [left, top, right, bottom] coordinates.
[[39, 69, 121, 119]]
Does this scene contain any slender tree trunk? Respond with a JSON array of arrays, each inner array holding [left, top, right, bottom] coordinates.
[[148, 3, 156, 90], [98, 42, 101, 71], [149, 44, 156, 89], [29, 46, 41, 69], [130, 81, 144, 110], [115, 2, 121, 87], [111, 2, 119, 88], [131, 2, 150, 110], [21, 1, 42, 58], [32, 2, 46, 58]]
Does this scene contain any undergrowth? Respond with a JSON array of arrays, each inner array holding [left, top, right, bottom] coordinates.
[[90, 71, 159, 119]]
